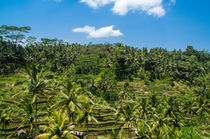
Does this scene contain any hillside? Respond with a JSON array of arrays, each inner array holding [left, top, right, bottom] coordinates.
[[0, 34, 210, 138]]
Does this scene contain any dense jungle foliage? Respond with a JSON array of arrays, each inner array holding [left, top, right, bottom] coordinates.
[[0, 25, 209, 138]]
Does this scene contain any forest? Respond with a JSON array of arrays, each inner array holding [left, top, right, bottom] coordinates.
[[0, 25, 209, 138]]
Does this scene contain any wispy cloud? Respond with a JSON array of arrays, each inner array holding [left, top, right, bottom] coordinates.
[[80, 0, 114, 8], [80, 0, 166, 17], [72, 25, 123, 38]]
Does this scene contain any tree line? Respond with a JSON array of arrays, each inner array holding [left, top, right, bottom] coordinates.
[[1, 25, 209, 82]]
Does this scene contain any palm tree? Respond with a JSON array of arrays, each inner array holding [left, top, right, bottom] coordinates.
[[36, 110, 78, 139], [163, 97, 183, 128], [183, 98, 197, 122], [116, 102, 138, 139], [135, 118, 151, 139], [138, 97, 152, 136], [18, 98, 34, 138], [52, 80, 83, 123], [78, 95, 98, 136], [118, 82, 131, 106], [149, 94, 159, 109], [139, 98, 151, 118], [25, 64, 45, 137], [150, 114, 174, 138], [196, 97, 209, 122]]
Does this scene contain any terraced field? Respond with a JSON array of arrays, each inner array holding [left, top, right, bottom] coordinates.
[[0, 73, 119, 138], [1, 73, 209, 139]]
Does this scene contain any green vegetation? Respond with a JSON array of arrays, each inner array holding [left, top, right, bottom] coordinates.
[[0, 25, 210, 138]]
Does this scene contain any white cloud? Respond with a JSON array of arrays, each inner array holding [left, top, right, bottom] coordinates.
[[80, 0, 114, 8], [147, 6, 165, 17], [80, 0, 166, 17], [72, 25, 123, 38]]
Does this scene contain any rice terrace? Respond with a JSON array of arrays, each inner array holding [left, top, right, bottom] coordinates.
[[0, 0, 210, 139]]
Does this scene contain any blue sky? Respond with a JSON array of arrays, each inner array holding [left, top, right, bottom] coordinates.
[[0, 0, 210, 50]]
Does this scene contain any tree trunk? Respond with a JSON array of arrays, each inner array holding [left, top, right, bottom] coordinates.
[[86, 120, 89, 138], [129, 124, 132, 139], [4, 124, 6, 139], [68, 108, 71, 123], [35, 98, 38, 138], [0, 36, 3, 43]]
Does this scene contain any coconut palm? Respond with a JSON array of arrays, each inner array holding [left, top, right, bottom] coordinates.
[[163, 97, 183, 128], [139, 98, 152, 120], [52, 80, 84, 123], [196, 97, 209, 122], [116, 102, 138, 139], [138, 97, 153, 136], [118, 82, 131, 106], [150, 114, 178, 139], [149, 94, 159, 109], [78, 95, 98, 135], [135, 118, 151, 139], [183, 98, 197, 122], [36, 110, 78, 139], [18, 98, 34, 138], [25, 64, 45, 137]]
